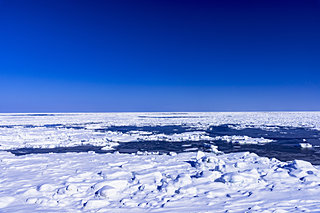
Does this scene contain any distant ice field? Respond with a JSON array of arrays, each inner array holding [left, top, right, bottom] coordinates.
[[1, 112, 320, 164]]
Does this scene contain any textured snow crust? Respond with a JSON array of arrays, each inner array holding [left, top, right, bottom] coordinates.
[[1, 151, 320, 212]]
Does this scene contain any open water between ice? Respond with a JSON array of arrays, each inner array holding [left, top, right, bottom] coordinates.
[[7, 124, 320, 164]]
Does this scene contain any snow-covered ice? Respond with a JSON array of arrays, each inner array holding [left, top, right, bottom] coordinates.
[[1, 151, 320, 212], [1, 112, 320, 212], [299, 143, 313, 149], [214, 135, 274, 145]]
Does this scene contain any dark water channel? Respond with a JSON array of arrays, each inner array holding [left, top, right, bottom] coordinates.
[[6, 125, 320, 165]]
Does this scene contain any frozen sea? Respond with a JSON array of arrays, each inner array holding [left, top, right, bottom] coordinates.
[[1, 112, 320, 212]]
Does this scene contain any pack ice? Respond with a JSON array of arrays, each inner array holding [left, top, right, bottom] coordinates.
[[1, 112, 320, 212]]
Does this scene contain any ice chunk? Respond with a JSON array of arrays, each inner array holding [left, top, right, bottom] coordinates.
[[95, 185, 119, 200], [196, 151, 205, 160], [299, 143, 313, 149], [289, 160, 315, 170]]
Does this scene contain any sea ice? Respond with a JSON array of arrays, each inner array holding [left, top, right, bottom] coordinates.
[[1, 112, 320, 212], [0, 150, 319, 212], [299, 143, 313, 149]]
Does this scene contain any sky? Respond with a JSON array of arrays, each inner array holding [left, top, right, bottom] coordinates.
[[0, 0, 320, 112]]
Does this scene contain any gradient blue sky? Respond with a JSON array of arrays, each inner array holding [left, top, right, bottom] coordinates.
[[1, 0, 320, 112]]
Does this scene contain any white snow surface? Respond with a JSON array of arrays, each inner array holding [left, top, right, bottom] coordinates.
[[1, 151, 320, 212]]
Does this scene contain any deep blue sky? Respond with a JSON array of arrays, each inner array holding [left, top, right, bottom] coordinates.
[[0, 0, 320, 112]]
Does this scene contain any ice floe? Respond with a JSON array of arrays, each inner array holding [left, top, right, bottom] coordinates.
[[299, 143, 313, 149], [214, 135, 274, 145]]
